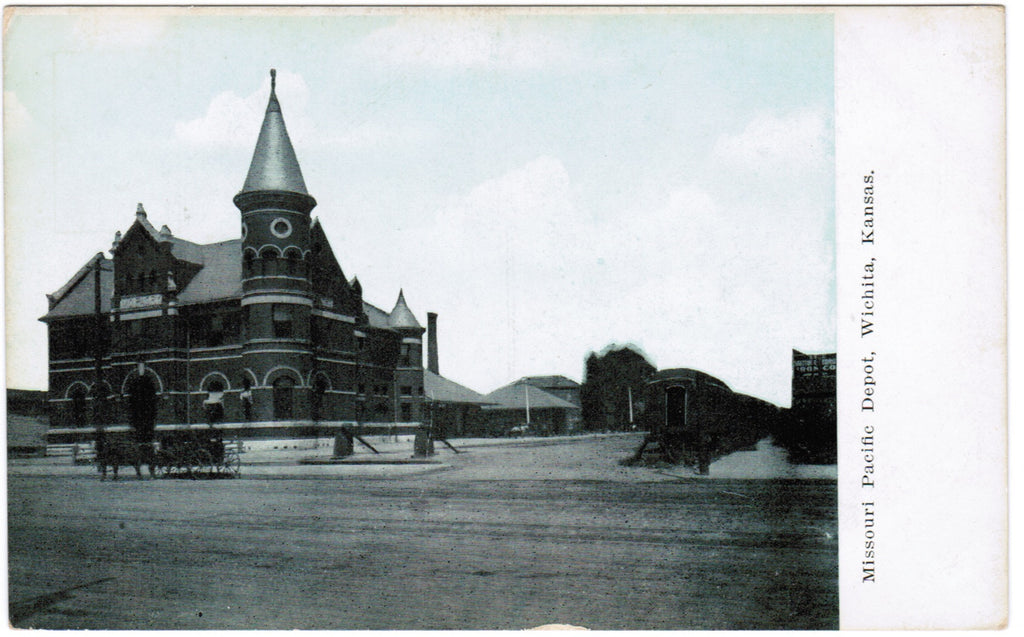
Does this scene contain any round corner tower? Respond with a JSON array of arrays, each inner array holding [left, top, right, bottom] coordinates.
[[234, 69, 316, 423]]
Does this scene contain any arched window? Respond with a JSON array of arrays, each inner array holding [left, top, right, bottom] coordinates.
[[240, 376, 254, 422], [273, 376, 295, 420], [260, 246, 279, 276], [204, 379, 226, 425]]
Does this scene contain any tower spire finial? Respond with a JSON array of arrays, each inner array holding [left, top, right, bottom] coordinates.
[[235, 68, 312, 200]]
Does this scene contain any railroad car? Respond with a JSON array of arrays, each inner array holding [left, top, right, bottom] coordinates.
[[638, 368, 778, 471]]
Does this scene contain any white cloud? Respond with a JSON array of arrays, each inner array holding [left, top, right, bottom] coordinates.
[[175, 71, 426, 152], [713, 109, 831, 174], [413, 158, 831, 402], [174, 70, 314, 148], [72, 13, 168, 50], [358, 17, 575, 70]]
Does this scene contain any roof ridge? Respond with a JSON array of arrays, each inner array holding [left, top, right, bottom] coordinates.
[[484, 382, 580, 410]]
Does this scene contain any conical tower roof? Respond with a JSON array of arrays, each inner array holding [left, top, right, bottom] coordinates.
[[389, 289, 421, 329], [239, 69, 309, 196]]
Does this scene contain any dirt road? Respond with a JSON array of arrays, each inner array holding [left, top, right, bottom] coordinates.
[[8, 434, 837, 629]]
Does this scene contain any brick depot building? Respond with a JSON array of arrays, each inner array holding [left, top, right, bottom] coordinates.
[[41, 71, 427, 445]]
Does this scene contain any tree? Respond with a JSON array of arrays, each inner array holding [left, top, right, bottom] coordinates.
[[581, 345, 656, 431]]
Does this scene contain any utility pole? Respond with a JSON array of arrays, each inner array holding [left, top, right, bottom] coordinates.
[[185, 327, 191, 427], [92, 255, 104, 388], [91, 254, 111, 430], [525, 382, 531, 425]]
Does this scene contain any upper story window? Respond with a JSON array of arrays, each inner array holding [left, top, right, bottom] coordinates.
[[190, 310, 240, 347], [273, 305, 293, 338], [270, 217, 293, 239], [50, 320, 95, 359], [284, 247, 303, 277]]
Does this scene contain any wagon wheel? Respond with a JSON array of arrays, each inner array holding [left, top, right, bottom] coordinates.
[[192, 447, 215, 479], [150, 453, 168, 479], [222, 448, 242, 477], [160, 447, 177, 478], [173, 448, 194, 478]]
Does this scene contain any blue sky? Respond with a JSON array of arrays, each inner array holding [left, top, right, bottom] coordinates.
[[5, 8, 835, 405]]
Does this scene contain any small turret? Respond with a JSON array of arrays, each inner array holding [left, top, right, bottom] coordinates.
[[389, 289, 421, 329]]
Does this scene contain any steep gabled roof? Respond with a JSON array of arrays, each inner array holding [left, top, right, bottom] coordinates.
[[126, 204, 205, 265], [42, 238, 243, 320], [239, 69, 309, 196], [482, 381, 581, 411], [424, 370, 493, 405], [362, 301, 392, 329], [41, 253, 112, 320]]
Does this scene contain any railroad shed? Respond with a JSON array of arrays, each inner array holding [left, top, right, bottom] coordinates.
[[481, 380, 582, 437], [423, 370, 493, 439]]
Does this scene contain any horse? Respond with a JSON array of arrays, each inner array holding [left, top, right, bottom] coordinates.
[[95, 433, 156, 480]]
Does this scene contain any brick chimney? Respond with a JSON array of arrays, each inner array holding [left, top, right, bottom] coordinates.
[[427, 312, 439, 375]]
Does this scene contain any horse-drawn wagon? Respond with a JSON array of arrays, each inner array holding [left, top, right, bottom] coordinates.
[[154, 429, 241, 479], [95, 428, 241, 480]]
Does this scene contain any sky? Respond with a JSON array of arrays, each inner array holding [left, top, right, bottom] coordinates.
[[4, 7, 835, 406]]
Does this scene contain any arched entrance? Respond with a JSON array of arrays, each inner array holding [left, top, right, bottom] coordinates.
[[273, 376, 295, 420], [128, 373, 158, 443]]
